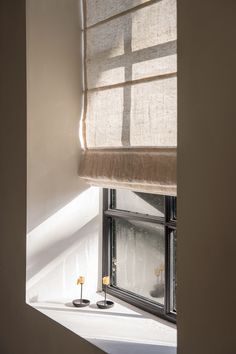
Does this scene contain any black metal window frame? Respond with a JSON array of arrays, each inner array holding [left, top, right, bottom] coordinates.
[[102, 189, 177, 323]]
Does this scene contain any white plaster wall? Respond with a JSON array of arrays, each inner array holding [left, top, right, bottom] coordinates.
[[26, 188, 100, 302], [26, 0, 100, 303]]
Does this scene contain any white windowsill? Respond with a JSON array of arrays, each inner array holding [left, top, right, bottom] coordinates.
[[27, 292, 177, 354]]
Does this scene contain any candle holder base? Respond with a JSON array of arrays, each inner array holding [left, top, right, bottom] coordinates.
[[72, 299, 90, 307], [96, 300, 114, 309]]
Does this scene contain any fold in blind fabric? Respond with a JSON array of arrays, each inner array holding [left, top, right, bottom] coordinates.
[[79, 0, 177, 195]]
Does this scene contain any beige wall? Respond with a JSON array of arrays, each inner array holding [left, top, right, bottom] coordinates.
[[177, 1, 236, 353], [0, 1, 102, 353], [27, 0, 87, 231]]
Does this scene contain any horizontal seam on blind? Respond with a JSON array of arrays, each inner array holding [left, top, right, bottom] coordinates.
[[84, 0, 161, 30], [84, 72, 177, 93], [80, 147, 177, 151]]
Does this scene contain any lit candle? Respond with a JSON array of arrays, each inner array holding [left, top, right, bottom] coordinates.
[[102, 276, 110, 286], [96, 275, 114, 309], [72, 275, 90, 307], [77, 276, 85, 285]]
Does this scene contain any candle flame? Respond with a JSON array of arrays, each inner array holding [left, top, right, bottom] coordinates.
[[77, 276, 85, 285], [102, 276, 110, 285]]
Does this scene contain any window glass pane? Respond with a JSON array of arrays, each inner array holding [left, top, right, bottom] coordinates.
[[112, 218, 165, 305], [170, 197, 177, 220], [170, 231, 177, 312], [113, 189, 165, 217]]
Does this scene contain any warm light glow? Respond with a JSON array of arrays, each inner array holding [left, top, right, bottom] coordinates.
[[77, 276, 85, 285], [102, 276, 110, 285]]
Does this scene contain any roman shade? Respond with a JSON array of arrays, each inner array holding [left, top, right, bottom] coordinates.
[[79, 0, 177, 195]]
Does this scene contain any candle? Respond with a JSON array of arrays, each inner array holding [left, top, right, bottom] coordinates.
[[96, 275, 114, 309], [77, 276, 85, 285], [102, 276, 110, 285], [73, 275, 90, 307]]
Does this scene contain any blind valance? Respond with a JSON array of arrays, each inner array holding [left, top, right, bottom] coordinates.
[[79, 0, 177, 195]]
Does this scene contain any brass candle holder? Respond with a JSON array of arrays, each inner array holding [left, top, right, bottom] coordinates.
[[72, 276, 90, 307], [96, 276, 114, 309]]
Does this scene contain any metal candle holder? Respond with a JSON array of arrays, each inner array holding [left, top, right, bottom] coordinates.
[[72, 276, 90, 307], [96, 276, 114, 309]]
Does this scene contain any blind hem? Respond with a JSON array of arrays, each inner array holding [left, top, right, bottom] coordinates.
[[78, 147, 177, 196]]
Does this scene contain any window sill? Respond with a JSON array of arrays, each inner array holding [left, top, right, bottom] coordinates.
[[27, 292, 177, 354]]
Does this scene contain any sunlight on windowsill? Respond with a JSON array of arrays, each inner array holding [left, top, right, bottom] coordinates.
[[27, 293, 176, 354]]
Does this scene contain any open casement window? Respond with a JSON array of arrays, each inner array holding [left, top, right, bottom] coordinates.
[[103, 189, 177, 322], [79, 0, 177, 196]]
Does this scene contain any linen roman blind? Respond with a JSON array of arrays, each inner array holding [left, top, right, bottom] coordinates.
[[79, 0, 177, 195]]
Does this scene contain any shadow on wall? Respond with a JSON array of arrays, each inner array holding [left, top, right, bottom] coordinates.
[[27, 0, 85, 232], [27, 216, 99, 281], [26, 187, 100, 303]]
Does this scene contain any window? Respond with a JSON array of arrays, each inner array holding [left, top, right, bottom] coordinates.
[[103, 189, 177, 322]]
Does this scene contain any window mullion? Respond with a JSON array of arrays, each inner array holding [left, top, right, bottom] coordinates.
[[165, 226, 171, 316], [104, 209, 165, 225]]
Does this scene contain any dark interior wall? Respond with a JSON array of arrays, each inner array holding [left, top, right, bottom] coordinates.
[[1, 0, 236, 353], [0, 1, 103, 353], [178, 1, 236, 354]]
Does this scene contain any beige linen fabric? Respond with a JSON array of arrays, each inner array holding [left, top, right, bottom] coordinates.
[[79, 0, 177, 195]]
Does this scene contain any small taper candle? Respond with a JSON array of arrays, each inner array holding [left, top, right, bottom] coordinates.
[[77, 276, 85, 285], [96, 275, 114, 309], [102, 276, 110, 286], [72, 274, 90, 307]]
